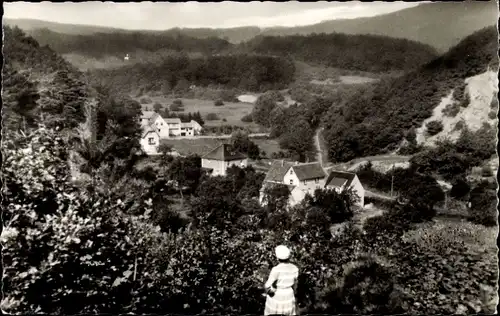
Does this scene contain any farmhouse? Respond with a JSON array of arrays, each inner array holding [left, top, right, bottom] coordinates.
[[259, 160, 365, 207], [201, 144, 248, 176]]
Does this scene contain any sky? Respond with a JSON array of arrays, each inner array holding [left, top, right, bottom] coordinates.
[[3, 1, 424, 30]]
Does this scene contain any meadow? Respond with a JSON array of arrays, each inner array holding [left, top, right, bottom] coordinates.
[[138, 96, 259, 128]]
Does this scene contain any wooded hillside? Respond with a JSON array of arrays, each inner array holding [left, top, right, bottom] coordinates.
[[322, 26, 498, 162], [242, 33, 438, 72], [88, 54, 296, 95]]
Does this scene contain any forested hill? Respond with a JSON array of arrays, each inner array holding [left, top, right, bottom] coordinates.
[[3, 26, 143, 161], [322, 26, 498, 163], [3, 26, 88, 133], [241, 33, 438, 72], [88, 54, 296, 95], [27, 28, 233, 58], [260, 1, 497, 54]]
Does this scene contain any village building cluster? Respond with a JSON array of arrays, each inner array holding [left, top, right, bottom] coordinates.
[[139, 110, 203, 155]]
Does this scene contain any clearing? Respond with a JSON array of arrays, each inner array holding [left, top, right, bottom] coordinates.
[[138, 96, 261, 130]]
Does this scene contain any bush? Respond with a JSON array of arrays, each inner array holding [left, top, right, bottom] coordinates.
[[450, 177, 470, 199], [468, 186, 498, 227], [241, 114, 253, 123], [487, 110, 496, 120], [426, 120, 444, 136], [442, 103, 461, 117], [205, 113, 220, 121], [140, 97, 152, 104], [222, 118, 227, 122], [214, 99, 224, 106], [453, 120, 466, 131]]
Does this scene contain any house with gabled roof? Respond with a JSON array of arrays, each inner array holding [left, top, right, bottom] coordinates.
[[201, 144, 248, 176], [140, 126, 161, 155], [325, 170, 365, 207], [260, 160, 365, 207]]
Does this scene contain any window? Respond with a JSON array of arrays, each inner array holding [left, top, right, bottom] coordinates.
[[315, 179, 319, 184], [289, 179, 293, 185], [303, 181, 307, 185], [148, 137, 155, 145], [290, 170, 293, 175]]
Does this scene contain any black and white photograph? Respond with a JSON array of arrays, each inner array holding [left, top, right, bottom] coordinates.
[[2, 0, 499, 314]]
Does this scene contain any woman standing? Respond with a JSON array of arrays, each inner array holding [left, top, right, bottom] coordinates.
[[264, 245, 299, 316]]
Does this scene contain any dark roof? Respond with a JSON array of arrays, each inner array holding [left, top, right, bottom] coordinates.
[[202, 144, 247, 161], [264, 160, 296, 182], [325, 170, 357, 188], [260, 180, 296, 192], [291, 162, 326, 181]]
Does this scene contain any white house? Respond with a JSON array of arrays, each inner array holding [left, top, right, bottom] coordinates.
[[140, 110, 203, 140], [259, 160, 365, 208], [140, 111, 170, 138], [201, 144, 248, 176], [260, 161, 327, 207], [189, 120, 203, 135], [180, 122, 195, 137], [324, 170, 365, 207], [164, 118, 182, 136], [140, 127, 160, 155]]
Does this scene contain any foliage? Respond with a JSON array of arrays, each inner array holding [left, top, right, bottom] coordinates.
[[425, 120, 444, 136], [206, 113, 220, 121], [230, 131, 261, 160], [442, 102, 461, 117], [214, 99, 224, 106], [450, 177, 471, 200], [244, 33, 438, 72], [304, 188, 356, 224], [89, 54, 295, 95], [241, 114, 253, 122], [139, 97, 152, 104], [468, 184, 498, 227], [323, 26, 498, 162]]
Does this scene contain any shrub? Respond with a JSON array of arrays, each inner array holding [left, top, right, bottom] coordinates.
[[222, 118, 227, 122], [205, 113, 219, 121], [140, 97, 152, 104], [450, 177, 470, 199], [489, 95, 499, 109], [442, 103, 461, 117], [214, 99, 224, 106], [426, 120, 444, 136], [481, 165, 493, 177], [468, 186, 498, 227], [487, 110, 496, 120], [453, 120, 466, 131], [458, 91, 470, 108], [241, 114, 253, 122]]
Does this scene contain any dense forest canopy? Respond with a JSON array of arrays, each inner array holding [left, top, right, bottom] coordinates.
[[242, 33, 439, 72], [88, 54, 296, 94], [29, 28, 233, 58], [322, 26, 499, 163]]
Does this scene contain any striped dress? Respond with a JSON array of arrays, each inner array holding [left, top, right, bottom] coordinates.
[[264, 263, 299, 315]]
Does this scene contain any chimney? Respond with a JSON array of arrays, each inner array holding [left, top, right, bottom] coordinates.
[[281, 160, 284, 167]]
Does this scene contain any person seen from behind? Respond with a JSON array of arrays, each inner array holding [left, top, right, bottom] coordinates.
[[263, 245, 299, 316]]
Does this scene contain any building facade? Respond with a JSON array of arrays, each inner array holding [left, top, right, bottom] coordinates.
[[201, 144, 248, 176]]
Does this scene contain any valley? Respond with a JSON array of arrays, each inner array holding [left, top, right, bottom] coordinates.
[[2, 2, 498, 315]]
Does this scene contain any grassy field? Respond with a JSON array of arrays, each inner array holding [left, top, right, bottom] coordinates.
[[138, 96, 259, 128]]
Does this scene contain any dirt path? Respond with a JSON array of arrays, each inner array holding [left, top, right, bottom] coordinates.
[[314, 128, 326, 167]]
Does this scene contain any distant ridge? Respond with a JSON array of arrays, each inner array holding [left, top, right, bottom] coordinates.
[[4, 1, 497, 52]]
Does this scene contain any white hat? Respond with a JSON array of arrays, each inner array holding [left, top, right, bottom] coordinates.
[[275, 245, 291, 260]]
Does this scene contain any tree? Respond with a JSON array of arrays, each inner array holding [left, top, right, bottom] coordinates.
[[262, 183, 291, 214], [398, 174, 444, 221], [164, 156, 202, 205], [305, 188, 357, 224], [279, 119, 315, 162], [153, 102, 163, 113], [468, 184, 497, 227], [426, 120, 444, 136], [450, 177, 470, 199], [214, 99, 224, 106], [252, 92, 279, 127], [231, 131, 261, 160], [206, 113, 219, 121]]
